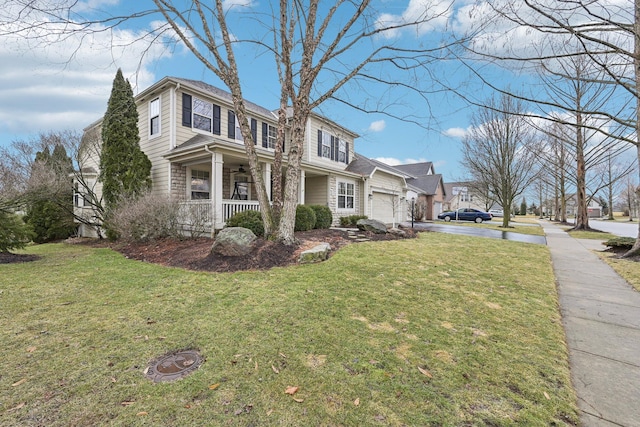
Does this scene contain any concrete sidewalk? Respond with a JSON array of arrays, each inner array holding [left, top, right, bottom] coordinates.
[[541, 221, 640, 426]]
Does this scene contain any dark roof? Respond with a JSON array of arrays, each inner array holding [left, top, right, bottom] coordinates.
[[169, 77, 276, 119], [407, 174, 444, 196], [393, 162, 433, 176], [345, 153, 411, 177]]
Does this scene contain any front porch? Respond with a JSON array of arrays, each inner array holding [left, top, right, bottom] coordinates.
[[178, 199, 261, 233]]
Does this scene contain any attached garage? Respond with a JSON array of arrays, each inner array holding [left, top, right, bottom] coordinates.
[[371, 191, 397, 224]]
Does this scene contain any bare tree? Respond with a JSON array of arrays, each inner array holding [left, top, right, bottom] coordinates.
[[461, 93, 539, 228], [2, 0, 462, 245]]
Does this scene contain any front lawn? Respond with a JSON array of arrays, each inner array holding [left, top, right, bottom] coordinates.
[[439, 221, 546, 236], [1, 234, 578, 426]]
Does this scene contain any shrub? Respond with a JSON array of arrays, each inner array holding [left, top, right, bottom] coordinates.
[[309, 205, 332, 229], [603, 236, 635, 250], [339, 215, 368, 227], [105, 193, 181, 242], [226, 209, 264, 237], [295, 205, 316, 231], [0, 212, 35, 252], [24, 199, 75, 243]]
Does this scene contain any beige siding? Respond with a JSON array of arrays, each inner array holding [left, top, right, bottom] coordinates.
[[369, 171, 404, 192], [305, 176, 328, 206], [305, 116, 355, 171], [138, 88, 172, 196]]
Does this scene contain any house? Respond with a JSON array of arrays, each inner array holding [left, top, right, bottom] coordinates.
[[443, 182, 489, 212], [393, 162, 446, 220], [565, 194, 603, 218], [76, 76, 439, 236]]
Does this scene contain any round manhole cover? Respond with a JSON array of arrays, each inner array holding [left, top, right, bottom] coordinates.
[[145, 350, 203, 383]]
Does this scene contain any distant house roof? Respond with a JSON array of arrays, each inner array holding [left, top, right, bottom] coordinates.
[[407, 174, 444, 196], [393, 162, 433, 176]]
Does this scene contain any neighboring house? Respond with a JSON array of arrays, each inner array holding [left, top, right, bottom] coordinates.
[[565, 194, 603, 218], [443, 182, 488, 212], [77, 76, 436, 236], [393, 162, 446, 220]]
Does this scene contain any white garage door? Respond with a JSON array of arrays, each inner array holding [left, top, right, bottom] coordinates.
[[371, 192, 396, 224]]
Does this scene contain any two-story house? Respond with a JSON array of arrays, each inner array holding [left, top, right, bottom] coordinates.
[[77, 76, 432, 237]]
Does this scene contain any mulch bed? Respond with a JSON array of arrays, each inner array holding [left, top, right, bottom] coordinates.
[[70, 227, 418, 273], [0, 252, 41, 264]]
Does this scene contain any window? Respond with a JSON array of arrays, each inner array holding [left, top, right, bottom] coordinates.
[[461, 193, 473, 202], [74, 182, 83, 207], [338, 139, 346, 162], [322, 131, 332, 159], [193, 97, 213, 133], [149, 97, 160, 136], [182, 93, 221, 134], [267, 124, 276, 148], [338, 181, 355, 209], [191, 170, 210, 200]]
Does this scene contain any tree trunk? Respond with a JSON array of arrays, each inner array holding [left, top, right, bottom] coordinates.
[[623, 0, 640, 257], [573, 112, 590, 230]]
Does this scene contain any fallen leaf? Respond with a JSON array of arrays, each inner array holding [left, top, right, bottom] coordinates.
[[136, 412, 148, 416], [285, 386, 299, 395], [293, 398, 304, 403], [183, 359, 194, 366], [267, 409, 274, 416], [418, 367, 433, 378], [544, 392, 550, 400], [26, 346, 36, 353], [354, 398, 360, 406], [185, 404, 192, 409], [271, 365, 280, 374], [255, 360, 258, 371], [12, 378, 27, 387], [7, 402, 25, 412], [279, 352, 287, 358], [111, 377, 117, 383], [121, 401, 135, 406], [209, 383, 220, 390]]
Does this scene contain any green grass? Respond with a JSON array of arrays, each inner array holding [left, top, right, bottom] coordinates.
[[1, 235, 578, 426], [566, 230, 617, 240]]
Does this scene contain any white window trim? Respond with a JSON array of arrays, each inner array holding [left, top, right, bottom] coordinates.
[[266, 124, 276, 149], [338, 139, 346, 162], [337, 179, 356, 211], [149, 96, 161, 139], [322, 131, 332, 159], [192, 96, 214, 134]]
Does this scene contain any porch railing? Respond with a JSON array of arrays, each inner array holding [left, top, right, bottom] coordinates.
[[178, 199, 261, 231]]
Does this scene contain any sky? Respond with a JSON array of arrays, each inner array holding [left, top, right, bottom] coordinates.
[[0, 0, 632, 183]]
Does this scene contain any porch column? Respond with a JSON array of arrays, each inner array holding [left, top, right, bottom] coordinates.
[[263, 162, 272, 201], [298, 169, 306, 204], [211, 151, 224, 233]]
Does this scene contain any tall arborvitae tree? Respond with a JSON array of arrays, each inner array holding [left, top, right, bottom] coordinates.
[[99, 69, 151, 209], [24, 144, 75, 243]]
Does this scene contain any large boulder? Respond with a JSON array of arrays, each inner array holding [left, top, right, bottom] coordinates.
[[356, 218, 388, 234], [211, 227, 257, 257], [299, 243, 331, 264]]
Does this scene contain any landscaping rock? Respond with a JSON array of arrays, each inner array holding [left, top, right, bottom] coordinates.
[[356, 218, 388, 234], [299, 243, 331, 264], [388, 227, 406, 238], [211, 227, 257, 257]]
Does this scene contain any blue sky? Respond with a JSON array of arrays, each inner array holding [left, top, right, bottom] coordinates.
[[0, 0, 576, 182]]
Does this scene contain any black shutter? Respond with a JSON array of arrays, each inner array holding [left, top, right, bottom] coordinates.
[[330, 136, 336, 161], [182, 93, 192, 127], [228, 110, 235, 139], [262, 122, 268, 148], [345, 142, 350, 164], [317, 130, 323, 157], [251, 118, 257, 145], [213, 105, 221, 135]]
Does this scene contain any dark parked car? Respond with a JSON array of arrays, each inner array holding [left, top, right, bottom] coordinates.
[[437, 208, 492, 223]]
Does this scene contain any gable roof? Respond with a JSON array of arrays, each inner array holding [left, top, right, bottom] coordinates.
[[393, 162, 433, 176], [407, 174, 444, 196], [345, 153, 411, 179]]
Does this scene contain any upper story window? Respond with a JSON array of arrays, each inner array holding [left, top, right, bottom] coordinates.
[[338, 139, 346, 162], [191, 169, 210, 200], [317, 129, 349, 164], [182, 93, 221, 135], [149, 97, 160, 137], [266, 124, 276, 148]]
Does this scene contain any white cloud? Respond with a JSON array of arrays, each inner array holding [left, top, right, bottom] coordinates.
[[368, 120, 386, 132], [375, 0, 453, 39], [0, 9, 172, 139], [222, 0, 257, 11], [443, 127, 469, 138]]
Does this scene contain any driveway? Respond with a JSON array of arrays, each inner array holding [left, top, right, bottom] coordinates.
[[405, 222, 547, 245]]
